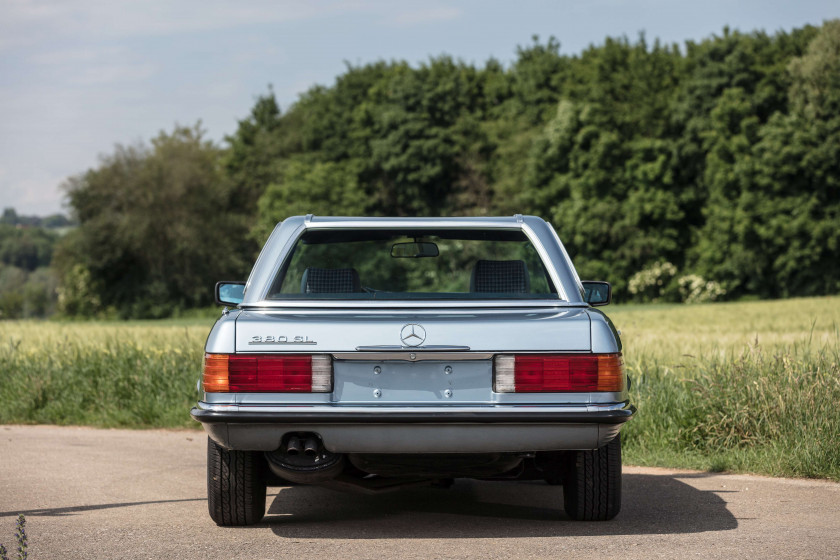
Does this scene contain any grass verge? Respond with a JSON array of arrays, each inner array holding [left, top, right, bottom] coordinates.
[[621, 339, 840, 479], [0, 319, 212, 429]]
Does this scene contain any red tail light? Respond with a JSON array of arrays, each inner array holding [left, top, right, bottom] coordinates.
[[494, 353, 625, 392], [203, 354, 332, 393]]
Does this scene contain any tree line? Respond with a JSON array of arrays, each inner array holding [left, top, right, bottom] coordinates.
[[6, 21, 839, 319], [0, 209, 72, 318]]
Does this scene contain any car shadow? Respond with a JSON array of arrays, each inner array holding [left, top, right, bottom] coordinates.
[[0, 498, 206, 518], [262, 473, 738, 538]]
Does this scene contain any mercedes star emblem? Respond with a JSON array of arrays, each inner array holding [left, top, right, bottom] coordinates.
[[400, 324, 426, 347]]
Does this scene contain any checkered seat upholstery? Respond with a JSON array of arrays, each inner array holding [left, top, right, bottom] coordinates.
[[301, 267, 362, 293], [469, 260, 530, 294]]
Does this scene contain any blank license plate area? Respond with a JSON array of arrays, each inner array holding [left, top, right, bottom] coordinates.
[[333, 360, 492, 403]]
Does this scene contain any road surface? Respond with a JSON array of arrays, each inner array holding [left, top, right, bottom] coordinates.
[[1, 425, 838, 559]]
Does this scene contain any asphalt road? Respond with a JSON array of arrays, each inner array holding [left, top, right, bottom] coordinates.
[[1, 425, 838, 560]]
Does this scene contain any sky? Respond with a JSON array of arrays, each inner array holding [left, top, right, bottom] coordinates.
[[1, 0, 838, 216]]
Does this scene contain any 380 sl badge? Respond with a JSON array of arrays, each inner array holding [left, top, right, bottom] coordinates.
[[248, 335, 317, 345]]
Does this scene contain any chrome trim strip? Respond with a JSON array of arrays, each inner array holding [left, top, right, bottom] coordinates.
[[196, 402, 632, 414], [333, 352, 493, 361], [354, 344, 471, 352], [240, 300, 575, 309], [236, 306, 586, 315]]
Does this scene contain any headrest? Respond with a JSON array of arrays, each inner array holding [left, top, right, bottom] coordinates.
[[470, 260, 530, 293], [301, 267, 362, 293]]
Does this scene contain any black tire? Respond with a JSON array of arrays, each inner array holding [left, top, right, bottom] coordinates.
[[563, 434, 622, 521], [207, 438, 267, 526]]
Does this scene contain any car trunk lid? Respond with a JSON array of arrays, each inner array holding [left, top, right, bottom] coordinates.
[[234, 307, 590, 353]]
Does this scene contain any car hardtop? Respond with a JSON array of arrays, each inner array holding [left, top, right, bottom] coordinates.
[[240, 214, 587, 307]]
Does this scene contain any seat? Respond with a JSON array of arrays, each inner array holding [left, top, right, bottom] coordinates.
[[300, 267, 362, 293], [469, 260, 530, 293]]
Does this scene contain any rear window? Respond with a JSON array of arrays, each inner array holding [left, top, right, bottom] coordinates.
[[266, 228, 559, 300]]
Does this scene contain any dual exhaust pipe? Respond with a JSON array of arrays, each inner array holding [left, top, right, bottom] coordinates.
[[285, 434, 320, 457], [267, 432, 345, 483]]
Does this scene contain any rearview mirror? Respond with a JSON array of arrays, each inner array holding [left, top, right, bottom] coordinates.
[[391, 242, 439, 258], [215, 281, 245, 306], [582, 281, 611, 306]]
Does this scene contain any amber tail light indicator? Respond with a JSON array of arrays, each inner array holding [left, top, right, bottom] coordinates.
[[494, 353, 625, 393], [203, 354, 230, 392], [202, 354, 332, 393]]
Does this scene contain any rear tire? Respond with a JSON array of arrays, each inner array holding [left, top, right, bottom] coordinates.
[[207, 438, 267, 526], [563, 434, 622, 521]]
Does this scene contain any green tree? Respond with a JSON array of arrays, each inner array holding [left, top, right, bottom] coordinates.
[[254, 157, 368, 241], [210, 22, 840, 304], [0, 224, 57, 270], [58, 124, 251, 318], [224, 91, 285, 216], [691, 21, 840, 297]]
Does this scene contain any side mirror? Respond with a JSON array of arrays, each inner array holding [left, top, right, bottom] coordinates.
[[582, 281, 611, 306], [215, 281, 245, 306]]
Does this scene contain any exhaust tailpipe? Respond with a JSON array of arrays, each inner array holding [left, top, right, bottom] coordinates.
[[303, 437, 319, 457], [286, 435, 302, 456]]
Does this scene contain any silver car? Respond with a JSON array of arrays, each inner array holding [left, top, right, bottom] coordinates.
[[192, 215, 634, 525]]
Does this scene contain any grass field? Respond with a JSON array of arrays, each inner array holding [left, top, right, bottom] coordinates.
[[609, 298, 840, 479], [0, 318, 212, 428], [1, 297, 838, 480]]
